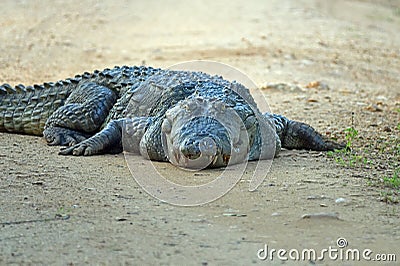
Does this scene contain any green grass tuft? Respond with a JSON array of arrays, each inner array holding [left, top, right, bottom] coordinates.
[[383, 168, 400, 189]]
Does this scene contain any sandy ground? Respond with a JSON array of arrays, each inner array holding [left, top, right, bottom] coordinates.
[[1, 0, 399, 265]]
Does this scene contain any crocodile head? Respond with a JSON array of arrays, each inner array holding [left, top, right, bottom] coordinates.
[[161, 96, 251, 170]]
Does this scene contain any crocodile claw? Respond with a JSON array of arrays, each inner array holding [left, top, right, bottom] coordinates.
[[59, 143, 94, 156], [44, 127, 90, 146]]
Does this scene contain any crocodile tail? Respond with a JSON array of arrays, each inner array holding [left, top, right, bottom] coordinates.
[[0, 80, 75, 135], [268, 113, 345, 151]]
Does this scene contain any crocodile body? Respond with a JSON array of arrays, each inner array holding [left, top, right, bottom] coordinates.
[[0, 65, 343, 169]]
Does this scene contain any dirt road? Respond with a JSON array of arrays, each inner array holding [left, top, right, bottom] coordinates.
[[1, 0, 399, 264]]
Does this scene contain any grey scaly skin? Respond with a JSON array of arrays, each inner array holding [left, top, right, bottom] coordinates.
[[0, 65, 344, 169]]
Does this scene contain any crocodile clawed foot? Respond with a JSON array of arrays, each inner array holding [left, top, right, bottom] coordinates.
[[44, 127, 90, 146], [59, 120, 124, 156], [322, 136, 346, 151], [59, 142, 94, 156], [58, 134, 108, 156]]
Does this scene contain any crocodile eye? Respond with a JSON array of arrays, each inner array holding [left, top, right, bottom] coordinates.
[[161, 119, 172, 133]]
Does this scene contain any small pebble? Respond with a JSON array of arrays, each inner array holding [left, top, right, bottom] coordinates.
[[55, 214, 70, 220], [366, 104, 383, 112], [307, 195, 327, 200], [222, 213, 237, 217], [261, 82, 303, 92], [222, 213, 247, 217], [376, 95, 388, 101], [301, 212, 340, 220], [301, 59, 314, 66], [383, 126, 391, 132], [335, 197, 347, 204]]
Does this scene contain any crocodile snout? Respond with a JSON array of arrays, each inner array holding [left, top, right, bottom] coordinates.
[[180, 136, 217, 160], [172, 136, 219, 170]]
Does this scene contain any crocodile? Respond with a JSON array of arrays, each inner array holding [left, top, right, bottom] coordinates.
[[0, 65, 344, 169]]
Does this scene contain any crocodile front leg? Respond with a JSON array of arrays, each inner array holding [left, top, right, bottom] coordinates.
[[59, 117, 153, 156], [43, 82, 117, 146], [268, 113, 345, 151]]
